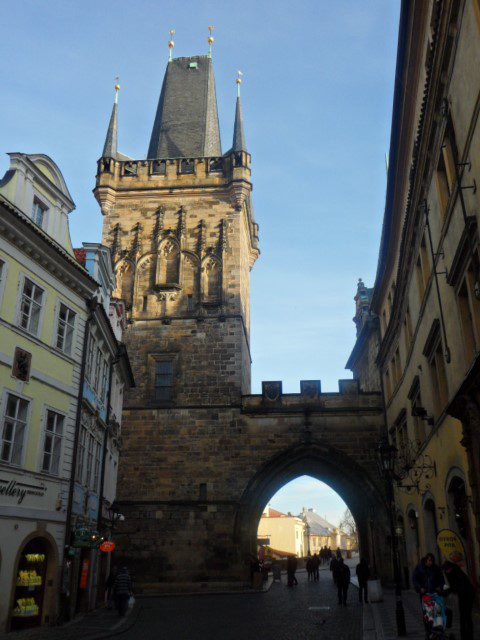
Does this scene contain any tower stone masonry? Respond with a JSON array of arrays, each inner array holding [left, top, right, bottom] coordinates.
[[95, 51, 389, 588]]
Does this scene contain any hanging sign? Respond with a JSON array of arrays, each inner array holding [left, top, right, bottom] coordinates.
[[100, 541, 115, 553], [437, 529, 466, 567]]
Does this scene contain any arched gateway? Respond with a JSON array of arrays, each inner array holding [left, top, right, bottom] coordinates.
[[94, 49, 390, 589]]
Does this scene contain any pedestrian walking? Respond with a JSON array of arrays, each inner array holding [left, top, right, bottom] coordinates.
[[330, 555, 339, 585], [312, 553, 320, 582], [442, 561, 475, 640], [336, 557, 350, 605], [356, 558, 370, 603], [287, 555, 298, 587], [113, 565, 133, 617], [306, 556, 313, 581]]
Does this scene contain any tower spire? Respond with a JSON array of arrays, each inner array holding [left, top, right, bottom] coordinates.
[[232, 72, 247, 153], [102, 78, 119, 159], [168, 29, 175, 62], [207, 26, 214, 59]]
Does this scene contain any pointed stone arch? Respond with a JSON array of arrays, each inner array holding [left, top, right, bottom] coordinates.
[[201, 254, 222, 305], [135, 253, 155, 311], [182, 251, 200, 311], [233, 442, 389, 575], [113, 258, 135, 309], [156, 237, 180, 287]]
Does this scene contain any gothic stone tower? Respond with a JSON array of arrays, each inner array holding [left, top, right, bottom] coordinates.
[[94, 55, 260, 582]]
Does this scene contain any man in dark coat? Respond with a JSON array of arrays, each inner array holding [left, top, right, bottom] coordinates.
[[287, 555, 298, 587], [337, 557, 351, 605], [312, 553, 320, 582], [442, 561, 475, 640], [412, 553, 444, 594], [330, 556, 339, 585], [356, 558, 370, 603], [113, 566, 133, 617]]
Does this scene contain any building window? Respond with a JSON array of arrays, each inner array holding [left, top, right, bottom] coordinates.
[[93, 347, 103, 393], [423, 320, 448, 416], [76, 425, 87, 483], [154, 360, 173, 401], [1, 394, 29, 465], [408, 376, 426, 445], [187, 294, 194, 311], [436, 116, 458, 219], [87, 434, 102, 491], [142, 296, 148, 312], [19, 278, 44, 335], [430, 343, 448, 414], [384, 368, 392, 401], [41, 410, 64, 475], [56, 304, 76, 354], [100, 360, 109, 404], [458, 279, 476, 361], [32, 200, 47, 228]]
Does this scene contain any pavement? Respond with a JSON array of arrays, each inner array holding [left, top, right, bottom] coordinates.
[[2, 566, 479, 639]]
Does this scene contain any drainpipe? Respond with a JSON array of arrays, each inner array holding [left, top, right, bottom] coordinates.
[[97, 356, 115, 532], [60, 298, 96, 618]]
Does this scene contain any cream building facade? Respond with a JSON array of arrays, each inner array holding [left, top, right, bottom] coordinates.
[[257, 506, 307, 557], [0, 154, 96, 631]]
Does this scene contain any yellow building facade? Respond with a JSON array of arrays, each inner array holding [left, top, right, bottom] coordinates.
[[359, 0, 480, 590], [0, 154, 96, 631]]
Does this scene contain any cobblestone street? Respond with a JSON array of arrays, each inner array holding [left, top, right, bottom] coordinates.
[[124, 568, 362, 640]]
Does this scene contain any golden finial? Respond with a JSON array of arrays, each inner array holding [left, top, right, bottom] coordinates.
[[114, 76, 120, 104], [168, 29, 175, 62], [236, 70, 243, 97], [207, 25, 214, 58]]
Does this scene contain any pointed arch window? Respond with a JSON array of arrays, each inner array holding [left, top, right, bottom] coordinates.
[[114, 262, 134, 309], [157, 240, 180, 287], [203, 258, 221, 304]]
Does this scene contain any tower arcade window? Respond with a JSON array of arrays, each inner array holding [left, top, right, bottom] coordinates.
[[154, 361, 173, 401]]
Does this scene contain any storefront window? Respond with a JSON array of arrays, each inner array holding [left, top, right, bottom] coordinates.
[[11, 539, 48, 630]]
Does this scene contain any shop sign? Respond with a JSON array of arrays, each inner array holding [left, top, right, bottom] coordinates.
[[0, 478, 47, 505], [437, 529, 466, 567], [100, 541, 115, 553], [72, 528, 103, 549]]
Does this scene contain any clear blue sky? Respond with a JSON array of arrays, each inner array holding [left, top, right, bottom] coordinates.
[[1, 1, 399, 522], [267, 476, 349, 527]]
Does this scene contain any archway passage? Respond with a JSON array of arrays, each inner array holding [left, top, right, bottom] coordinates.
[[114, 383, 390, 586], [234, 441, 390, 580]]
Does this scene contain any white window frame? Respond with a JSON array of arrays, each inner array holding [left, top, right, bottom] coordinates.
[[0, 391, 31, 467], [16, 274, 46, 337], [32, 198, 48, 229], [40, 408, 65, 475], [55, 301, 76, 355]]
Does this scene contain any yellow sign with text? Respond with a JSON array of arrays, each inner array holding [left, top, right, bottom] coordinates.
[[437, 529, 466, 566]]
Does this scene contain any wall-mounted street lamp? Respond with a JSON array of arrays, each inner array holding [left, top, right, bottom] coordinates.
[[377, 437, 407, 637]]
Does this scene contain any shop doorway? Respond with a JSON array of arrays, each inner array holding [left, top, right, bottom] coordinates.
[[10, 537, 56, 631]]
